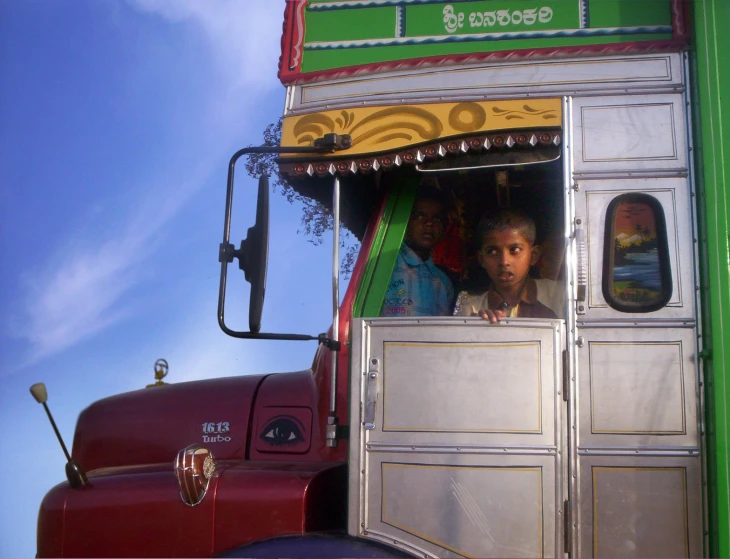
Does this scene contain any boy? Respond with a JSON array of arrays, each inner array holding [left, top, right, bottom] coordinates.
[[455, 209, 557, 322], [380, 187, 454, 317]]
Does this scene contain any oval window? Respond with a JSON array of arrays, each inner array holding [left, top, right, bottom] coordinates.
[[602, 194, 672, 313]]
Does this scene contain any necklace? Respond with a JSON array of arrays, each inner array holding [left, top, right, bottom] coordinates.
[[495, 280, 529, 315]]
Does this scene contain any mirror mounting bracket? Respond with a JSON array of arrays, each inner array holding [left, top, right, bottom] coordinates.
[[318, 335, 341, 351], [313, 133, 352, 151], [219, 240, 255, 280], [218, 136, 352, 340], [218, 241, 236, 264]]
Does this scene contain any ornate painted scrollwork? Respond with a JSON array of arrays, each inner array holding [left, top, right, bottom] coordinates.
[[281, 99, 562, 159]]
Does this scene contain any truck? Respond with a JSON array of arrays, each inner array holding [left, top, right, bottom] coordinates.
[[33, 0, 729, 557]]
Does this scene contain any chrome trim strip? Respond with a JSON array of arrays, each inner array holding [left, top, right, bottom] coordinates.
[[576, 320, 696, 328], [365, 443, 557, 454], [578, 447, 700, 456], [366, 449, 559, 456], [360, 528, 434, 559], [574, 168, 689, 180], [330, 175, 341, 416], [416, 151, 561, 173], [682, 48, 710, 556]]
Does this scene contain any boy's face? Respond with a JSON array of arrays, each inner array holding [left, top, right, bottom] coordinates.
[[404, 198, 446, 257], [478, 228, 539, 293]]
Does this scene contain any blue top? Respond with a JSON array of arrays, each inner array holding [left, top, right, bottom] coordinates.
[[380, 244, 455, 317]]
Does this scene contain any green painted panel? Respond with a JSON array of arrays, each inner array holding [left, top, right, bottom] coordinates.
[[299, 0, 676, 75], [690, 0, 730, 556], [305, 7, 397, 43], [353, 177, 419, 319], [301, 33, 670, 73], [406, 1, 579, 36], [587, 0, 671, 27]]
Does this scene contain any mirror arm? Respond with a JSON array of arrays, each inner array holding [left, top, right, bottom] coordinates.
[[222, 144, 343, 247], [327, 176, 342, 447], [215, 327, 341, 345], [211, 328, 340, 348], [318, 335, 341, 351], [218, 136, 351, 341]]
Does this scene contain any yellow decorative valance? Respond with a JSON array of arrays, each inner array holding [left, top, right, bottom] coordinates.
[[281, 99, 562, 157]]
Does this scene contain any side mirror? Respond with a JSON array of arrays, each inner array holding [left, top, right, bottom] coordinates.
[[218, 141, 349, 344], [237, 174, 269, 333]]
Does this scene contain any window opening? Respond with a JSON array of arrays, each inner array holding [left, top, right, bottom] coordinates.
[[374, 155, 565, 318]]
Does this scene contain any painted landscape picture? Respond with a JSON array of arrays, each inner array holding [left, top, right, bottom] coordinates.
[[610, 200, 665, 305]]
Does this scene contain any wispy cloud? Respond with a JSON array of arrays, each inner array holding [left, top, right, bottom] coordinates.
[[8, 0, 284, 368], [12, 170, 204, 366], [16, 230, 149, 363], [127, 0, 284, 91]]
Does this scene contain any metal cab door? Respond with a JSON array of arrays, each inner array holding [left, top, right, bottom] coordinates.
[[570, 92, 703, 558], [348, 317, 566, 559]]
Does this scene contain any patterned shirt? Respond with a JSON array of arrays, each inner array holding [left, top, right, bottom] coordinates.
[[380, 244, 455, 317], [454, 278, 558, 319]]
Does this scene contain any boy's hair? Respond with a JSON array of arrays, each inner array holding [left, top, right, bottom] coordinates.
[[415, 181, 452, 215], [476, 209, 537, 246]]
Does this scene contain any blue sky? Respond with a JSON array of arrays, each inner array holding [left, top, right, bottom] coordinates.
[[0, 2, 340, 556]]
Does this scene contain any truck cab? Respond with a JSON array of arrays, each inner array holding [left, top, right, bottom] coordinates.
[[35, 1, 730, 557]]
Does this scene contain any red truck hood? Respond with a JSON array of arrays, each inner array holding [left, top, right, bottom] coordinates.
[[72, 374, 267, 472]]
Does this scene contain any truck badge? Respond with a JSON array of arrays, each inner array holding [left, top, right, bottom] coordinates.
[[202, 421, 232, 443]]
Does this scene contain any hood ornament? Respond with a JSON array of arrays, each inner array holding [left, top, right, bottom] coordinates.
[[146, 358, 169, 388]]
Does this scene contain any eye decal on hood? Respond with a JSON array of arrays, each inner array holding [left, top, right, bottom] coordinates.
[[253, 407, 312, 454], [259, 415, 305, 446]]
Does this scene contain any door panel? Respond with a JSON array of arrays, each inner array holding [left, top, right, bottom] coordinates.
[[379, 338, 552, 443], [370, 455, 555, 559], [572, 95, 687, 172], [577, 327, 698, 448], [570, 90, 703, 557], [577, 456, 702, 558], [349, 318, 566, 559], [575, 178, 695, 320], [573, 327, 702, 558]]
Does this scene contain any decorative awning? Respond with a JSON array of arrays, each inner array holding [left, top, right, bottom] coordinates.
[[279, 98, 561, 177], [278, 128, 562, 178]]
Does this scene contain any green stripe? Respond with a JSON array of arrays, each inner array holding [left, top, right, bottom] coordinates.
[[691, 0, 730, 556], [300, 33, 671, 72], [299, 0, 676, 73], [353, 176, 419, 318]]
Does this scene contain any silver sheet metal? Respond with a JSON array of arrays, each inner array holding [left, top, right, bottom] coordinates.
[[349, 318, 566, 559]]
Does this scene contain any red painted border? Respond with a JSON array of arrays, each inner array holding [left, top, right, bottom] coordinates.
[[672, 0, 690, 39], [278, 0, 306, 83], [278, 0, 689, 86]]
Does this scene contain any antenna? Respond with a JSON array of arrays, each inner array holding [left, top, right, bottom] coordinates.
[[30, 383, 88, 489]]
